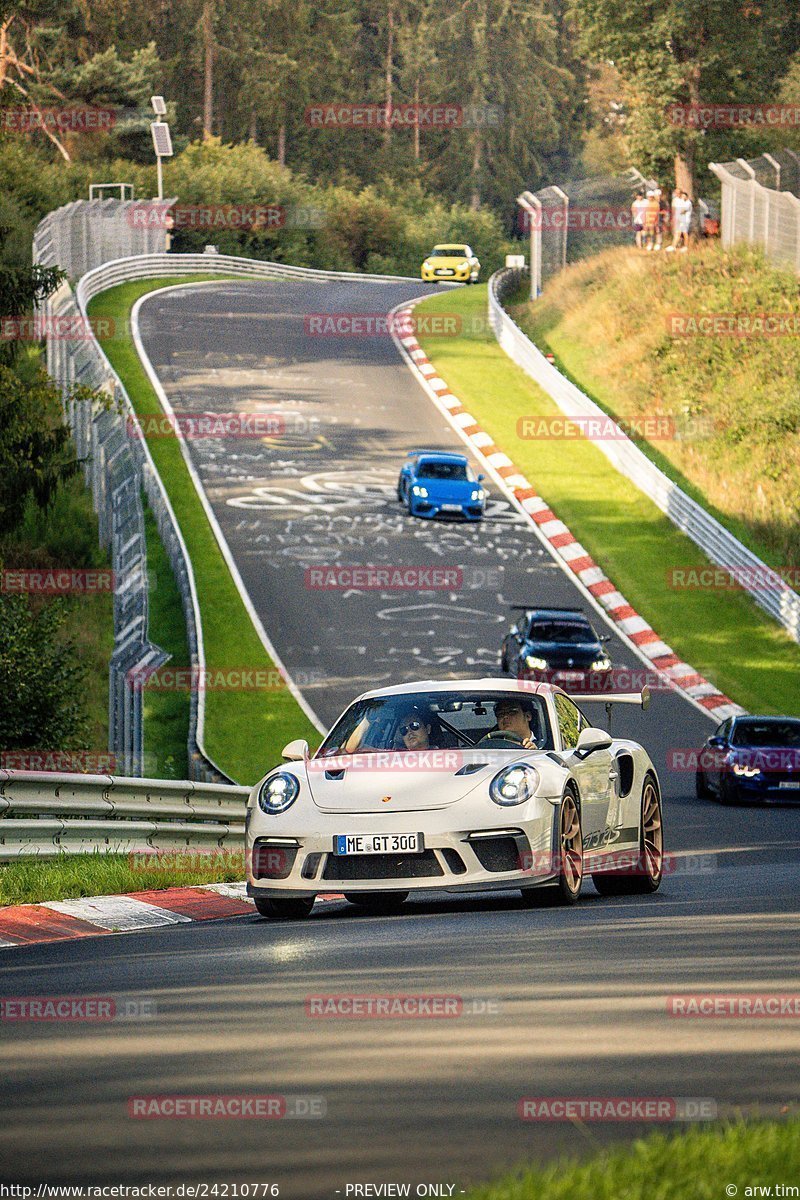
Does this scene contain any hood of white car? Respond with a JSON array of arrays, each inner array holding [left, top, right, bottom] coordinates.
[[304, 751, 515, 814]]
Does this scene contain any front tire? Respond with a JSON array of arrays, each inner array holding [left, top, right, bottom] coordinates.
[[719, 772, 742, 806], [254, 896, 314, 920], [345, 891, 409, 914], [592, 773, 663, 896], [695, 768, 711, 799], [521, 789, 583, 906]]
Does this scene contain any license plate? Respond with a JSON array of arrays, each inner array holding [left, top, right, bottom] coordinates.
[[435, 268, 454, 276], [441, 503, 462, 512], [334, 833, 424, 855], [778, 781, 800, 790], [557, 670, 585, 683]]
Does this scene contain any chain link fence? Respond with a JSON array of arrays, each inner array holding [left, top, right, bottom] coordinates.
[[33, 197, 168, 282], [517, 168, 659, 296], [709, 148, 800, 272]]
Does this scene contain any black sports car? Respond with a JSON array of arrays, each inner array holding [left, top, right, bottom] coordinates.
[[500, 606, 612, 685], [695, 715, 800, 804]]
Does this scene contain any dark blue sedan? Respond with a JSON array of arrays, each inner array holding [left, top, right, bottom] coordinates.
[[695, 715, 800, 804], [397, 450, 486, 521]]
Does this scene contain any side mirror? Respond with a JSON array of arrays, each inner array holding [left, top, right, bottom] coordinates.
[[575, 726, 613, 755], [282, 738, 309, 762], [707, 736, 727, 751], [599, 634, 611, 643], [477, 473, 485, 482]]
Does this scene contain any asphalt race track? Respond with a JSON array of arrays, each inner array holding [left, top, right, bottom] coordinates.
[[1, 279, 798, 1196]]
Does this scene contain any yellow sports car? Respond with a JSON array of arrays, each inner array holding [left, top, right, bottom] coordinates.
[[421, 243, 480, 284]]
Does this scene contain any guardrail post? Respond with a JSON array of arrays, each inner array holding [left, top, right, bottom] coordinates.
[[516, 192, 542, 299]]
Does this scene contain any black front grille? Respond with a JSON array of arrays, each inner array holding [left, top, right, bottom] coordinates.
[[470, 836, 524, 873], [322, 851, 443, 881], [301, 853, 323, 879], [252, 842, 297, 880], [440, 848, 468, 875]]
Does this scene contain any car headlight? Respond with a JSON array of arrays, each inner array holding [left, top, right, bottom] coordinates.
[[732, 761, 761, 778], [457, 261, 469, 270], [489, 764, 540, 806], [423, 260, 433, 269], [591, 656, 612, 671], [258, 772, 300, 814], [412, 485, 428, 497], [470, 488, 485, 501], [525, 655, 548, 670]]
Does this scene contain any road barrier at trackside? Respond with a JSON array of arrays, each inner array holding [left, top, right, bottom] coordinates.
[[487, 268, 800, 645], [0, 770, 248, 861]]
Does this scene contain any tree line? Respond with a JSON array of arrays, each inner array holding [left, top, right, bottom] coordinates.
[[3, 1, 800, 215]]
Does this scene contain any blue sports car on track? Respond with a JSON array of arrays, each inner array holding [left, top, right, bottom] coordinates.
[[397, 450, 486, 521]]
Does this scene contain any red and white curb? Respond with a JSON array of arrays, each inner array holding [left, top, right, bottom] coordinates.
[[393, 303, 743, 722], [0, 883, 345, 948]]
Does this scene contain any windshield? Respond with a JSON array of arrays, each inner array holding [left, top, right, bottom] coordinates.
[[529, 621, 596, 644], [417, 459, 470, 481], [431, 246, 467, 258], [731, 720, 800, 748], [316, 690, 554, 755]]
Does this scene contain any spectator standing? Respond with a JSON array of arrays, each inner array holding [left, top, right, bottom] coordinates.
[[667, 191, 693, 252], [655, 190, 670, 251], [631, 191, 648, 249], [643, 189, 659, 251]]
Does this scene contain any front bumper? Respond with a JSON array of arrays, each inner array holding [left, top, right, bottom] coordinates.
[[421, 267, 471, 283], [409, 499, 483, 521], [246, 810, 556, 898], [731, 775, 800, 803]]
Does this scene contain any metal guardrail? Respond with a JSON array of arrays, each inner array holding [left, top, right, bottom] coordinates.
[[75, 251, 423, 291], [487, 268, 800, 644], [0, 770, 248, 862]]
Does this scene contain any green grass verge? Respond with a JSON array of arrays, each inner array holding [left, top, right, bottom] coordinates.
[[142, 503, 190, 780], [88, 276, 319, 784], [0, 850, 245, 906], [467, 1118, 799, 1200], [415, 284, 800, 716]]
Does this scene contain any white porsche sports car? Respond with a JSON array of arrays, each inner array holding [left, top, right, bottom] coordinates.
[[245, 679, 664, 919]]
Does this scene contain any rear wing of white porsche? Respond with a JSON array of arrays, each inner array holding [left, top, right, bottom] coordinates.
[[570, 686, 651, 710], [567, 686, 650, 731]]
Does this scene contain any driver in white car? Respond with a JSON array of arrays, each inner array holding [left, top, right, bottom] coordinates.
[[493, 698, 541, 748]]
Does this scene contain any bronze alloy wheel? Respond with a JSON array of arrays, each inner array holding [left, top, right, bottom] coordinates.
[[641, 777, 664, 885], [592, 773, 664, 896], [521, 788, 584, 907]]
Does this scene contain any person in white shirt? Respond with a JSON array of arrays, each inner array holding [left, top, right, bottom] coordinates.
[[631, 191, 648, 249], [668, 191, 693, 251]]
